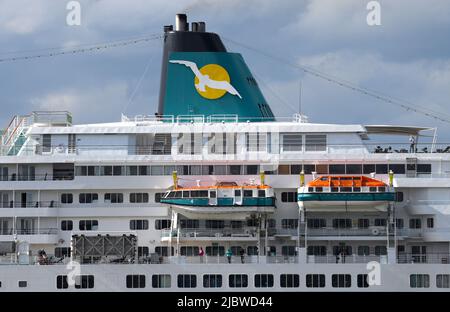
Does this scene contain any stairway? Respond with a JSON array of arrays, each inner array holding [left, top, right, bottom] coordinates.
[[1, 115, 30, 156]]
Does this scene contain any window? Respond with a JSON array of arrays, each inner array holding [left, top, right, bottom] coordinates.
[[243, 190, 253, 197], [306, 274, 325, 288], [255, 274, 274, 288], [245, 165, 259, 175], [205, 220, 225, 229], [246, 132, 267, 152], [282, 246, 297, 256], [61, 220, 73, 231], [56, 275, 68, 289], [437, 274, 450, 288], [409, 218, 422, 229], [79, 193, 98, 204], [152, 275, 171, 288], [305, 134, 326, 151], [18, 281, 27, 288], [395, 192, 404, 202], [55, 247, 71, 258], [75, 275, 94, 289], [247, 246, 258, 256], [177, 274, 197, 288], [329, 164, 345, 174], [280, 274, 299, 288], [203, 274, 222, 288], [154, 193, 164, 203], [374, 219, 386, 227], [410, 274, 430, 288], [332, 219, 352, 228], [281, 192, 297, 202], [358, 219, 369, 229], [332, 274, 351, 288], [346, 164, 362, 174], [206, 246, 225, 256], [130, 193, 149, 203], [138, 247, 149, 257], [155, 246, 174, 257], [130, 220, 149, 230], [358, 246, 370, 256], [280, 219, 298, 230], [282, 133, 302, 152], [389, 164, 405, 174], [307, 246, 327, 256], [104, 193, 123, 203], [79, 220, 98, 231], [126, 275, 145, 289], [155, 219, 171, 230], [229, 274, 248, 288], [180, 246, 199, 256], [303, 164, 316, 174], [290, 165, 302, 175], [417, 164, 431, 174], [375, 246, 387, 256], [375, 164, 388, 174], [229, 165, 242, 175], [396, 218, 404, 229], [427, 218, 434, 228], [61, 193, 73, 204], [363, 164, 375, 174], [307, 219, 326, 228], [357, 274, 369, 288], [42, 134, 52, 153]]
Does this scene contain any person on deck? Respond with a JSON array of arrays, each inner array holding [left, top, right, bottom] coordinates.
[[226, 248, 233, 264]]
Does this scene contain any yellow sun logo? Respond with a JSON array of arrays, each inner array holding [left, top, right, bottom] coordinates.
[[194, 64, 230, 99]]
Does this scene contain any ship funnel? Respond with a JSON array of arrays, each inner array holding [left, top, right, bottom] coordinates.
[[157, 14, 275, 122]]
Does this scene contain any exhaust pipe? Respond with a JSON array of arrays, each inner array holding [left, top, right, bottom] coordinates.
[[175, 13, 188, 31]]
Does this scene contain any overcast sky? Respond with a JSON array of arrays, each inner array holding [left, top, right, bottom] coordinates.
[[1, 0, 450, 141]]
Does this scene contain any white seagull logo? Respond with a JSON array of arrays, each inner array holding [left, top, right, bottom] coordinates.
[[170, 60, 242, 99]]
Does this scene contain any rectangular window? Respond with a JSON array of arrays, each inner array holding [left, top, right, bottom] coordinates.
[[255, 274, 274, 288], [18, 281, 27, 288], [306, 274, 325, 288], [138, 247, 149, 257], [290, 164, 302, 174], [375, 164, 388, 174], [282, 246, 297, 256], [358, 246, 370, 256], [154, 193, 164, 203], [409, 219, 422, 229], [104, 193, 123, 203], [229, 274, 248, 288], [282, 133, 302, 152], [245, 165, 259, 175], [130, 219, 149, 230], [363, 164, 376, 174], [281, 192, 297, 202], [427, 218, 434, 228], [396, 218, 404, 229], [389, 164, 405, 174], [437, 274, 450, 288], [61, 220, 73, 231], [205, 220, 225, 229], [374, 218, 387, 227], [375, 246, 387, 256], [329, 164, 345, 174], [75, 275, 95, 289], [155, 219, 171, 230], [357, 274, 369, 288], [203, 274, 222, 288], [126, 275, 146, 289], [280, 274, 299, 288], [79, 193, 98, 204], [42, 134, 52, 153], [307, 218, 326, 228], [177, 274, 197, 288], [55, 247, 71, 258], [346, 164, 362, 174], [180, 246, 199, 256], [305, 134, 326, 151], [206, 246, 225, 256], [417, 164, 431, 174], [155, 246, 173, 257], [79, 220, 98, 231], [307, 246, 327, 256], [56, 275, 68, 289], [246, 133, 267, 152], [358, 219, 369, 228], [332, 274, 351, 288], [152, 275, 171, 288], [281, 219, 298, 229], [332, 219, 352, 229], [130, 193, 149, 203], [61, 193, 73, 204], [410, 274, 430, 288]]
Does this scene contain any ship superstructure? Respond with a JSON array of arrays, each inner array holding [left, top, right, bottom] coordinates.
[[0, 14, 449, 292]]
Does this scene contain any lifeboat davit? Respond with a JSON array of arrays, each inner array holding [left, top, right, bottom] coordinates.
[[298, 175, 395, 212]]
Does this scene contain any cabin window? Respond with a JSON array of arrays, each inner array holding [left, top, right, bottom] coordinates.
[[258, 190, 266, 197], [305, 134, 326, 152], [374, 219, 386, 227], [130, 220, 149, 230], [75, 275, 95, 289], [104, 193, 123, 203], [190, 165, 202, 175], [307, 219, 326, 228], [427, 218, 434, 228], [358, 246, 370, 256], [42, 134, 52, 153], [307, 246, 327, 256], [340, 187, 352, 192], [396, 218, 404, 229], [130, 193, 149, 203], [151, 166, 164, 175], [243, 190, 253, 197], [437, 275, 450, 288], [245, 165, 259, 175], [229, 165, 242, 175], [229, 274, 248, 288], [280, 274, 299, 288], [308, 187, 314, 192], [126, 275, 145, 289], [61, 193, 73, 204], [369, 187, 377, 192], [267, 219, 276, 228], [155, 246, 174, 257], [378, 186, 386, 192], [329, 164, 345, 174], [409, 219, 422, 229], [353, 187, 361, 192], [333, 246, 352, 256], [316, 164, 328, 174], [278, 165, 290, 175], [303, 164, 316, 174], [206, 246, 225, 256], [155, 220, 171, 230], [199, 190, 208, 197], [306, 274, 325, 288], [363, 164, 376, 174], [346, 164, 362, 174], [410, 274, 430, 288], [332, 219, 352, 229], [205, 220, 225, 229], [138, 247, 149, 257], [56, 275, 68, 289], [358, 219, 369, 229], [55, 247, 71, 258], [282, 246, 297, 256], [331, 187, 339, 192], [357, 274, 369, 288], [375, 164, 388, 174], [281, 219, 298, 229], [167, 191, 176, 198], [247, 246, 258, 255], [282, 133, 302, 152], [417, 164, 431, 174], [177, 274, 197, 288], [61, 220, 73, 231], [79, 220, 98, 231], [180, 219, 199, 229], [178, 133, 202, 155], [332, 274, 351, 288], [290, 165, 302, 174], [210, 191, 216, 198], [315, 187, 323, 192], [234, 190, 241, 197], [203, 275, 222, 288], [182, 191, 190, 198], [389, 164, 405, 174], [395, 192, 404, 202], [375, 246, 387, 255], [79, 193, 98, 204], [174, 191, 182, 198], [255, 274, 274, 288], [180, 246, 199, 256], [152, 275, 171, 288]]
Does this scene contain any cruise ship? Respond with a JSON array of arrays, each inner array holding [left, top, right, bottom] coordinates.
[[0, 14, 449, 292]]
